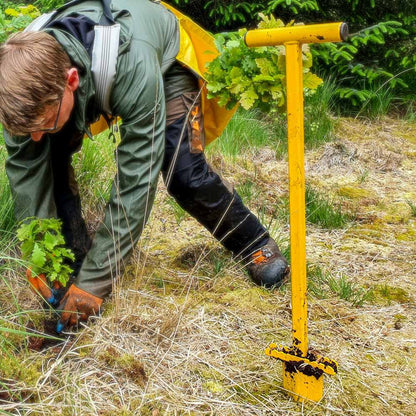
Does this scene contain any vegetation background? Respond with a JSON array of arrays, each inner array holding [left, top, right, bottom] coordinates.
[[1, 0, 415, 415]]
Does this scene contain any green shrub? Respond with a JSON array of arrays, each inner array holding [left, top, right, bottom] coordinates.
[[166, 0, 319, 31], [206, 15, 323, 113], [168, 0, 416, 114], [311, 1, 416, 112], [0, 3, 39, 42]]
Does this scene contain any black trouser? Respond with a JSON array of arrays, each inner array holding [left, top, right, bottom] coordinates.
[[50, 128, 91, 277], [161, 116, 269, 258], [51, 115, 269, 278]]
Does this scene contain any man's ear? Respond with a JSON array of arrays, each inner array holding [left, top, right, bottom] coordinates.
[[67, 67, 79, 91]]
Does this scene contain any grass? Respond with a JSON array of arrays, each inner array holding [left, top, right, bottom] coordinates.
[[166, 198, 188, 225], [308, 265, 373, 306], [206, 107, 287, 159], [404, 99, 416, 122], [354, 84, 397, 119], [72, 132, 116, 209], [0, 142, 16, 240], [305, 186, 352, 229], [209, 79, 338, 161], [406, 199, 416, 217], [236, 179, 259, 205], [304, 78, 337, 148], [1, 111, 416, 414], [251, 185, 352, 232]]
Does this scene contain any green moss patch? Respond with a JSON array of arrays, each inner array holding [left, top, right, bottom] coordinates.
[[370, 284, 412, 305]]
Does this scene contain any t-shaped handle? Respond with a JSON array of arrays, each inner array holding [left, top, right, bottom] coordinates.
[[245, 22, 348, 47]]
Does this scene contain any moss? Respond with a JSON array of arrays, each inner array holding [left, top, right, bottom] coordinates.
[[77, 344, 94, 357], [117, 354, 148, 385], [0, 321, 27, 347], [338, 185, 372, 199], [396, 224, 416, 241], [99, 408, 135, 416], [405, 150, 416, 159], [98, 347, 148, 386], [397, 130, 416, 145], [346, 222, 388, 244], [393, 314, 407, 330], [370, 284, 412, 305], [203, 380, 225, 393], [195, 365, 225, 382], [212, 286, 279, 314], [341, 370, 390, 414], [382, 214, 407, 224], [0, 355, 40, 381]]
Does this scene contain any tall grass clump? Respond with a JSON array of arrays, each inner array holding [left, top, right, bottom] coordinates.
[[404, 100, 416, 122], [304, 78, 337, 148], [166, 198, 188, 225], [353, 84, 399, 119], [206, 108, 286, 159], [0, 134, 16, 241], [406, 200, 416, 217], [0, 177, 15, 240], [207, 79, 337, 160], [72, 132, 116, 209], [306, 186, 352, 229], [308, 265, 372, 307]]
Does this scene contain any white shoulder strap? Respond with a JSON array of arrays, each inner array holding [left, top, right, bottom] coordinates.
[[91, 24, 121, 115]]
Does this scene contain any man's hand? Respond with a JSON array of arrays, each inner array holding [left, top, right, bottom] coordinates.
[[26, 269, 63, 307], [56, 284, 103, 333]]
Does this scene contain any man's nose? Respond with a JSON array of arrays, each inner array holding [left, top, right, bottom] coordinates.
[[31, 131, 45, 142]]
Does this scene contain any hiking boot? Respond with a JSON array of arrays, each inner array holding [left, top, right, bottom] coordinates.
[[246, 238, 290, 288]]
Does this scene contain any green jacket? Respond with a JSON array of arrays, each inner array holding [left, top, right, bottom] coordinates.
[[5, 0, 193, 297]]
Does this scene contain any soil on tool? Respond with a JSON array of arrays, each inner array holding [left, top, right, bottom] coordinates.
[[285, 360, 323, 379], [283, 345, 338, 379]]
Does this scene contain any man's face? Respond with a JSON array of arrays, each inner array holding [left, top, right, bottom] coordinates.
[[30, 67, 79, 142]]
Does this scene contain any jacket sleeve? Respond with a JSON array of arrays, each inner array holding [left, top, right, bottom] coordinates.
[[74, 44, 167, 298], [4, 131, 57, 221]]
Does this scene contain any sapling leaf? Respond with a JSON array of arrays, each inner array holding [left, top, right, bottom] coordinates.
[[17, 217, 74, 287], [31, 243, 46, 269], [303, 72, 324, 90], [43, 231, 61, 251], [205, 14, 322, 112]]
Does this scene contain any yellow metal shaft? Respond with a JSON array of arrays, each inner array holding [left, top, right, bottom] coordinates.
[[244, 21, 347, 402], [286, 42, 308, 356]]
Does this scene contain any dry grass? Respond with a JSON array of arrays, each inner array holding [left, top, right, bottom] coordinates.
[[1, 117, 416, 415]]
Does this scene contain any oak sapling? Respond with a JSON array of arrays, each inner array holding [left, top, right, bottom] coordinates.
[[17, 217, 75, 287], [205, 14, 323, 112]]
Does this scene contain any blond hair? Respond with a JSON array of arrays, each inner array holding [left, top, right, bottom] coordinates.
[[0, 31, 71, 135]]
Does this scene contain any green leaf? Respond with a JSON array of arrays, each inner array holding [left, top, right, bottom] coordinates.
[[240, 87, 259, 110], [225, 40, 240, 49], [49, 271, 58, 282], [43, 231, 61, 251], [303, 73, 323, 90], [20, 240, 35, 260], [255, 57, 275, 76], [252, 74, 275, 82], [17, 217, 74, 286], [302, 51, 313, 69], [31, 243, 46, 269]]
